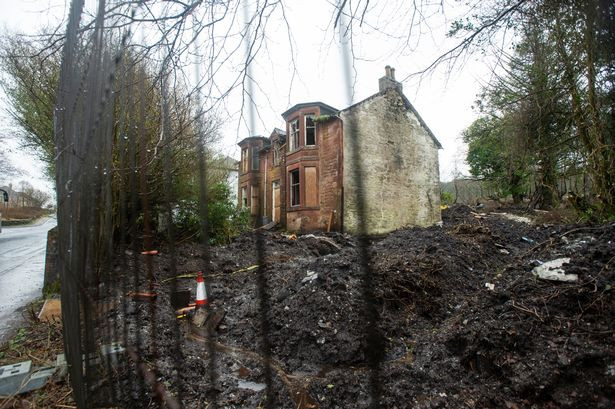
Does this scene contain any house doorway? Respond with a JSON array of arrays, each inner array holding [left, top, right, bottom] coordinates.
[[272, 181, 280, 223]]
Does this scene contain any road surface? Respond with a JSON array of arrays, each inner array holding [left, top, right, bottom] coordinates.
[[0, 217, 56, 342]]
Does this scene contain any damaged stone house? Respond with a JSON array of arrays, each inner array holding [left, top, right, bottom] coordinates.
[[238, 66, 442, 234]]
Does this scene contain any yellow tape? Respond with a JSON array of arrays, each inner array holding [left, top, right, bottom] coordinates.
[[229, 264, 259, 275], [161, 264, 260, 284]]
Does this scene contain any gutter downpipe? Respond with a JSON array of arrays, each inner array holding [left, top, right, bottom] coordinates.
[[263, 155, 267, 224]]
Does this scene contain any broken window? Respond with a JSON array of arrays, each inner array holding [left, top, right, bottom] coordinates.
[[289, 119, 299, 151], [251, 146, 259, 170], [290, 169, 300, 207], [251, 185, 259, 215], [241, 148, 248, 172], [305, 114, 315, 146], [241, 186, 248, 208], [273, 144, 280, 166], [304, 166, 318, 207]]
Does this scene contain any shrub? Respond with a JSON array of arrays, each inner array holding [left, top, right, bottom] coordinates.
[[1, 206, 49, 220], [173, 183, 251, 245], [440, 191, 454, 205]]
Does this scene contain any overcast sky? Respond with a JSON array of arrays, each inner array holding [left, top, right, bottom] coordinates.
[[0, 0, 65, 193], [0, 0, 499, 196]]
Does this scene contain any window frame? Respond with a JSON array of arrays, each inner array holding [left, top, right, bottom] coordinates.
[[289, 169, 300, 207], [241, 186, 248, 208], [289, 118, 299, 151], [241, 148, 248, 173], [251, 146, 259, 171], [304, 114, 316, 146]]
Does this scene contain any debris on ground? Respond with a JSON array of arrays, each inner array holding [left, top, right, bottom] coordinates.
[[6, 205, 612, 408], [101, 205, 613, 408], [532, 257, 578, 282], [0, 301, 71, 407], [491, 212, 533, 224], [126, 291, 157, 302], [37, 298, 61, 322]]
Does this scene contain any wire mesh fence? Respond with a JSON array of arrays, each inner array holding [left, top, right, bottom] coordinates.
[[2, 0, 612, 408], [53, 1, 385, 408]]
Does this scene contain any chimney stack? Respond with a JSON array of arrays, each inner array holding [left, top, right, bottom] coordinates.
[[379, 65, 402, 93]]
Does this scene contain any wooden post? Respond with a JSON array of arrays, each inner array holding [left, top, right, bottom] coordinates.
[[327, 210, 335, 233]]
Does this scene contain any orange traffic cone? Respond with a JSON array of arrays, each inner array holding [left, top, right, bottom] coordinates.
[[195, 271, 208, 308]]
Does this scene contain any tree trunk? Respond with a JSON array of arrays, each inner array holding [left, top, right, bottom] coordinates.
[[554, 4, 615, 216], [583, 0, 615, 214]]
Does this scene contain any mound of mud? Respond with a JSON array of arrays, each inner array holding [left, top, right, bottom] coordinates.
[[108, 206, 614, 408]]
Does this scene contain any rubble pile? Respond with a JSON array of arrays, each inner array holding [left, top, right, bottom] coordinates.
[[110, 205, 614, 408]]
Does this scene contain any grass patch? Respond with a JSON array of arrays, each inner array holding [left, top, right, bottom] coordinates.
[[42, 280, 61, 299]]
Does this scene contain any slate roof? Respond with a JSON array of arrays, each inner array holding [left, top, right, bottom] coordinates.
[[273, 127, 286, 136], [242, 86, 442, 150], [281, 102, 339, 119], [237, 135, 270, 146]]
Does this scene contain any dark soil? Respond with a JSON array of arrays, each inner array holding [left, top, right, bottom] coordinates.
[[100, 205, 615, 408]]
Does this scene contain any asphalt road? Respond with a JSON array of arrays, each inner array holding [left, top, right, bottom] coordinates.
[[0, 217, 56, 342]]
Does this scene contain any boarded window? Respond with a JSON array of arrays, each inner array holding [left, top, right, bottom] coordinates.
[[290, 169, 300, 207], [251, 147, 259, 170], [241, 186, 248, 208], [251, 185, 259, 215], [272, 180, 280, 223], [305, 166, 318, 207], [289, 119, 299, 151], [305, 114, 315, 145]]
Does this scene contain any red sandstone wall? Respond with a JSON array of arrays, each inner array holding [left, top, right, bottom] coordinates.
[[283, 106, 326, 232], [317, 118, 343, 231], [237, 138, 265, 224]]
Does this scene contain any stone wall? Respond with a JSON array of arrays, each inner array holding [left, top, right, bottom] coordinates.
[[340, 89, 441, 235]]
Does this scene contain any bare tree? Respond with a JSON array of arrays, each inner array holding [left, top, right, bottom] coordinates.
[[0, 147, 20, 179]]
